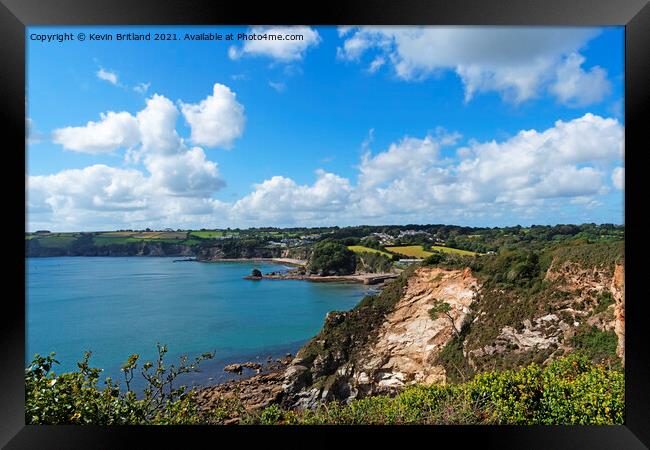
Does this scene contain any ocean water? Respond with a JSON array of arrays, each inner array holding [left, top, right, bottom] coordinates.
[[26, 257, 373, 391]]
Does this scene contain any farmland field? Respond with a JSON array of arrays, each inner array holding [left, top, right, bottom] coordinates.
[[386, 245, 480, 258], [430, 245, 480, 256], [190, 230, 231, 238], [347, 245, 393, 258], [33, 234, 77, 248], [385, 245, 433, 258]]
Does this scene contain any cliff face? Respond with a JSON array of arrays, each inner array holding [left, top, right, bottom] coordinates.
[[282, 267, 481, 408], [282, 246, 624, 409], [26, 238, 311, 261]]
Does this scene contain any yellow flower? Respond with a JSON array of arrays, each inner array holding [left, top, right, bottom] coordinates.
[[71, 412, 81, 421]]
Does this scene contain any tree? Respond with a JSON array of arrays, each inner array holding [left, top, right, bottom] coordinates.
[[251, 268, 262, 278], [428, 300, 460, 339], [308, 241, 357, 275]]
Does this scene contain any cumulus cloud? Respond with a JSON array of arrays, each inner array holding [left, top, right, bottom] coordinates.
[[52, 111, 141, 154], [136, 94, 183, 155], [232, 170, 352, 223], [337, 27, 610, 106], [611, 166, 624, 190], [228, 26, 321, 62], [96, 67, 119, 85], [180, 83, 245, 148], [32, 85, 243, 230], [549, 53, 611, 107], [31, 99, 624, 229], [225, 113, 623, 226], [144, 147, 224, 196]]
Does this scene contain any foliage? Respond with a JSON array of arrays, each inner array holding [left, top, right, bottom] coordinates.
[[25, 345, 215, 425], [593, 291, 615, 314], [354, 251, 394, 273], [251, 268, 262, 277], [308, 240, 357, 275], [570, 324, 619, 366], [256, 354, 623, 425]]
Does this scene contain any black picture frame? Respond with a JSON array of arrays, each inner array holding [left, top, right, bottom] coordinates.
[[2, 0, 648, 447]]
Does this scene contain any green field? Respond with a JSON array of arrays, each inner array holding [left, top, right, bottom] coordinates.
[[98, 231, 188, 240], [189, 230, 228, 238], [385, 245, 434, 258], [386, 245, 480, 258], [429, 245, 480, 256], [34, 234, 78, 248], [347, 245, 393, 258]]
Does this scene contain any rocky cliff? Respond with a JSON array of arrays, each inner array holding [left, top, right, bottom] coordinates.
[[281, 242, 624, 409]]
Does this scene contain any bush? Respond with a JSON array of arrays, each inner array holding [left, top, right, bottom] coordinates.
[[570, 324, 619, 365], [25, 345, 216, 425]]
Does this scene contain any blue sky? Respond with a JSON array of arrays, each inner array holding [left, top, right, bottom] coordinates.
[[26, 26, 624, 231]]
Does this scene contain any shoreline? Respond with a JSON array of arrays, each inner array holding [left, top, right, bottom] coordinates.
[[246, 272, 399, 285], [199, 257, 307, 266]]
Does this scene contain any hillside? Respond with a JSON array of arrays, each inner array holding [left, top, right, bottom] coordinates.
[[280, 241, 624, 408]]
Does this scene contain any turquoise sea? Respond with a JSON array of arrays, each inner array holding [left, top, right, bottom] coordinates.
[[26, 257, 372, 391]]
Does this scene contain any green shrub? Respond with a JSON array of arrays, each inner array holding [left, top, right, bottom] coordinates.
[[570, 324, 619, 365], [25, 345, 215, 425]]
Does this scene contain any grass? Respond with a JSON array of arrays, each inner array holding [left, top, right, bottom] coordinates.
[[386, 245, 434, 258], [97, 231, 188, 240], [430, 245, 480, 256], [386, 245, 480, 258], [189, 230, 228, 238], [347, 245, 393, 258], [32, 234, 77, 248]]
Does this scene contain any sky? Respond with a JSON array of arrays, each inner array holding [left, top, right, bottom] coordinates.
[[26, 26, 625, 231]]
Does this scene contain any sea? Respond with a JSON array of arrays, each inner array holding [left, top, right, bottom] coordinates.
[[26, 257, 373, 392]]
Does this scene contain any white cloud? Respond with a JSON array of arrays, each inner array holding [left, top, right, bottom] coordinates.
[[52, 111, 141, 154], [144, 147, 224, 196], [268, 81, 286, 92], [337, 27, 609, 105], [32, 86, 241, 230], [134, 82, 151, 94], [368, 56, 386, 73], [180, 83, 245, 148], [228, 26, 321, 62], [611, 166, 624, 190], [136, 94, 182, 155], [30, 97, 624, 229], [232, 170, 352, 223], [96, 67, 119, 85], [549, 53, 611, 107], [229, 113, 622, 225]]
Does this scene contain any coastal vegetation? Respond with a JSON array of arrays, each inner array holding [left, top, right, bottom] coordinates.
[[25, 350, 623, 425], [307, 241, 357, 275]]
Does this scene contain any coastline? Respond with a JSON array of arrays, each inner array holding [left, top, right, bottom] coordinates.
[[200, 257, 307, 266], [246, 272, 399, 285]]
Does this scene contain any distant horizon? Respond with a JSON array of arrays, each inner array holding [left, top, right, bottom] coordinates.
[[26, 221, 625, 234], [27, 25, 624, 232]]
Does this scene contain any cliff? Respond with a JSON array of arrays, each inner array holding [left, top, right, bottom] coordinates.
[[281, 242, 624, 409], [26, 237, 310, 261]]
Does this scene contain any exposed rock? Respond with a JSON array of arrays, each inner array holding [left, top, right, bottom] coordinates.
[[282, 267, 480, 408], [611, 263, 625, 365], [196, 370, 285, 414], [224, 364, 243, 374]]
